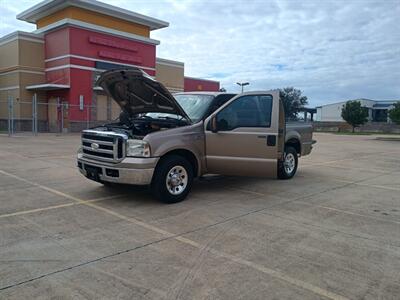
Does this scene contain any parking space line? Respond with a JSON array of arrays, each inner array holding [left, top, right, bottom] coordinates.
[[301, 151, 400, 168], [332, 179, 400, 192], [294, 201, 400, 225], [174, 236, 348, 300], [306, 164, 392, 174], [0, 195, 124, 219], [228, 183, 400, 226], [0, 169, 348, 300]]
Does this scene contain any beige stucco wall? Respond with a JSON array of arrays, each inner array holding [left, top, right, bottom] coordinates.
[[0, 72, 19, 88], [156, 59, 184, 92], [0, 35, 46, 120], [19, 72, 46, 101], [0, 40, 18, 70], [0, 41, 20, 118], [19, 39, 45, 70], [0, 71, 20, 119]]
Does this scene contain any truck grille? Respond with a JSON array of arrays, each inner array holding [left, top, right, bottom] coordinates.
[[81, 130, 126, 163]]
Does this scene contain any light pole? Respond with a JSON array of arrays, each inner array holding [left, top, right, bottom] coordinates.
[[236, 82, 249, 93]]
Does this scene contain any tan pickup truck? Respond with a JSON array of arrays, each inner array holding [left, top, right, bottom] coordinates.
[[77, 68, 315, 203]]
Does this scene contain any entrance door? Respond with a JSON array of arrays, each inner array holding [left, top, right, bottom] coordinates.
[[96, 94, 108, 122], [48, 97, 59, 132], [204, 92, 280, 177]]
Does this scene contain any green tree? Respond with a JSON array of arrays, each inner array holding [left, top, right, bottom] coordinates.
[[388, 102, 400, 125], [279, 87, 308, 120], [341, 100, 369, 132]]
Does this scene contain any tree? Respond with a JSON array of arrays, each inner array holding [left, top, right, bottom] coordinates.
[[388, 102, 400, 125], [279, 87, 308, 120], [341, 100, 369, 132]]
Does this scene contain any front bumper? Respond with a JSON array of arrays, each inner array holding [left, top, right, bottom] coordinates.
[[77, 154, 159, 185]]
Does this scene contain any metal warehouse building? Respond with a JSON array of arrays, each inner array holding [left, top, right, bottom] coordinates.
[[0, 0, 219, 132], [316, 99, 400, 123]]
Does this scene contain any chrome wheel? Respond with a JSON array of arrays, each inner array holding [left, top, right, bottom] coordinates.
[[284, 152, 296, 174], [166, 165, 188, 195]]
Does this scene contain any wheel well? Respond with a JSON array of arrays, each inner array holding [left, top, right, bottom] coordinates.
[[161, 149, 199, 177], [285, 138, 301, 155]]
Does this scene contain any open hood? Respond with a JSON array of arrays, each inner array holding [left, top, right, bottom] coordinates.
[[96, 68, 190, 121]]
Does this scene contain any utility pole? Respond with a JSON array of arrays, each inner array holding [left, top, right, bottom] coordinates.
[[236, 82, 249, 93]]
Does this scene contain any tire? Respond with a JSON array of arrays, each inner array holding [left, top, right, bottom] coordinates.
[[278, 146, 298, 179], [151, 155, 194, 203]]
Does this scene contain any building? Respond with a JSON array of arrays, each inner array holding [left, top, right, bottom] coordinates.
[[0, 0, 219, 132], [316, 99, 400, 123]]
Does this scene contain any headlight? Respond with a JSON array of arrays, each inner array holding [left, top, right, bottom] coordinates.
[[126, 139, 151, 157]]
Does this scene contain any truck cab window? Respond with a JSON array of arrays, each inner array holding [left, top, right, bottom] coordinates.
[[216, 95, 273, 130]]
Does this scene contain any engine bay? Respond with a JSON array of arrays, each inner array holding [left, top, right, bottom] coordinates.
[[92, 111, 189, 139]]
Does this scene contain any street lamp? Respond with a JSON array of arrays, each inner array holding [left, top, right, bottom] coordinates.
[[236, 82, 249, 93]]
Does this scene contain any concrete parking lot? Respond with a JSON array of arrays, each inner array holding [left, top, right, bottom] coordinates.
[[0, 132, 399, 299]]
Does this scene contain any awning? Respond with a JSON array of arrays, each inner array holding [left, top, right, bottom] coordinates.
[[26, 84, 70, 91]]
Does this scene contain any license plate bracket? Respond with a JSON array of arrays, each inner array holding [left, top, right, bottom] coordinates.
[[84, 165, 102, 182]]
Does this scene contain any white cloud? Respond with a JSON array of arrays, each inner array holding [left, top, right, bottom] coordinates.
[[1, 0, 399, 106]]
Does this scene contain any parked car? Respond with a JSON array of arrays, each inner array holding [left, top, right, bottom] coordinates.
[[77, 68, 316, 203]]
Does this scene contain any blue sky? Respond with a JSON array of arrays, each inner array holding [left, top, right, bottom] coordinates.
[[1, 0, 399, 106]]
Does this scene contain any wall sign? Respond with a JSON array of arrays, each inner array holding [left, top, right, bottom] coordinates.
[[98, 50, 142, 64], [89, 36, 138, 52]]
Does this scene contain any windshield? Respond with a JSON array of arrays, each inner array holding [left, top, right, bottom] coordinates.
[[144, 94, 214, 123], [174, 94, 214, 122]]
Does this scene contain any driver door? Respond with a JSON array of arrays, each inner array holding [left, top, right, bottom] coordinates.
[[204, 92, 280, 177]]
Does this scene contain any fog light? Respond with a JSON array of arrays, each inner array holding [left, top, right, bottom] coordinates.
[[106, 169, 119, 177]]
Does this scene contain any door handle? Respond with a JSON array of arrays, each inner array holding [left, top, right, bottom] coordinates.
[[257, 135, 276, 146]]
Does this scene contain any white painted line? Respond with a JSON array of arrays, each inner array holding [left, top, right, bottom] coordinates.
[[0, 194, 124, 219], [331, 178, 400, 192], [227, 183, 400, 225], [0, 169, 349, 300]]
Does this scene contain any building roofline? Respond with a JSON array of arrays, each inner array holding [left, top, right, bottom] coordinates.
[[318, 98, 400, 108], [34, 18, 160, 45], [0, 31, 44, 46], [17, 0, 169, 30], [156, 57, 184, 67], [26, 83, 70, 90], [184, 76, 219, 83]]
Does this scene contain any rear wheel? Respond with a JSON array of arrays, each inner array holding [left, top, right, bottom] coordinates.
[[278, 146, 298, 179], [151, 155, 193, 203]]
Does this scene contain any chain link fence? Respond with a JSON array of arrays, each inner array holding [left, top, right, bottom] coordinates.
[[0, 95, 121, 136]]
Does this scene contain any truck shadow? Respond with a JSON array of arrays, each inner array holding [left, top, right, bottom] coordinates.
[[99, 174, 273, 205]]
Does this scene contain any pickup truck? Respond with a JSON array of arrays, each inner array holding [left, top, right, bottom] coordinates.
[[77, 68, 315, 203]]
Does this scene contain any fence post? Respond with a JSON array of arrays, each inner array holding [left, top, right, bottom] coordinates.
[[86, 105, 90, 129], [32, 93, 38, 135], [7, 95, 14, 136], [60, 102, 64, 134]]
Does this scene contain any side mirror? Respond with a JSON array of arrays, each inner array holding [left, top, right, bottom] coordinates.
[[210, 116, 218, 133]]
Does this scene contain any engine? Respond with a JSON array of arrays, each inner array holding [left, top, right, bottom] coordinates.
[[92, 111, 189, 139]]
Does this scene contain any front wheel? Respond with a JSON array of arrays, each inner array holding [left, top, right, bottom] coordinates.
[[151, 155, 193, 203], [278, 146, 298, 179]]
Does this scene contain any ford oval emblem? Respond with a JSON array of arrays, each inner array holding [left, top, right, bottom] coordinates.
[[91, 143, 99, 150]]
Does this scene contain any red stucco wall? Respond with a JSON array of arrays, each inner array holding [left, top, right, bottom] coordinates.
[[184, 77, 220, 92]]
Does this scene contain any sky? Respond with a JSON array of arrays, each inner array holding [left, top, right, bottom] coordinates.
[[0, 0, 399, 107]]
